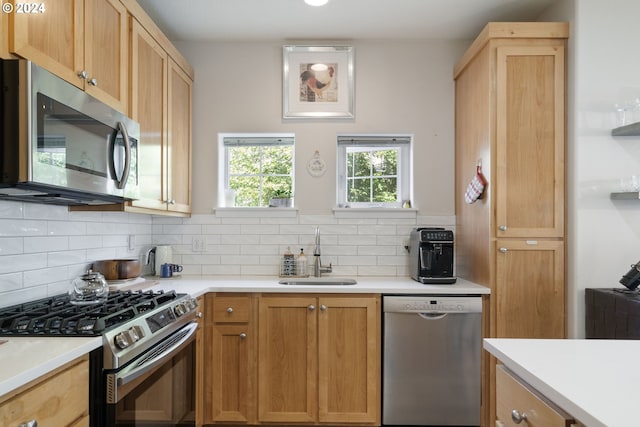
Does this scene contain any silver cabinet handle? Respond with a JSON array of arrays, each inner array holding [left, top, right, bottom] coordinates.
[[499, 247, 508, 253], [511, 409, 527, 424], [308, 305, 315, 311], [227, 307, 233, 313], [499, 225, 507, 231], [239, 333, 247, 339], [320, 304, 327, 311], [77, 70, 87, 79], [167, 199, 176, 205], [196, 312, 203, 319], [88, 77, 98, 86], [20, 421, 37, 427]]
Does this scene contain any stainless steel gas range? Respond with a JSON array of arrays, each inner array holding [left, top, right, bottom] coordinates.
[[0, 289, 200, 427]]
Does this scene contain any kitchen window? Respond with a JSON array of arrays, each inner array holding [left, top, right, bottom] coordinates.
[[337, 134, 412, 208], [219, 133, 294, 207]]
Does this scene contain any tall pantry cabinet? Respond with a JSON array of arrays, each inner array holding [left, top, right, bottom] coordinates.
[[453, 22, 569, 425]]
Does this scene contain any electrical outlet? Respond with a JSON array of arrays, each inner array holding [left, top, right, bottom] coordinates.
[[128, 234, 135, 251], [192, 237, 205, 252]]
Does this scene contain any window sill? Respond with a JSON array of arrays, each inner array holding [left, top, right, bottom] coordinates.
[[214, 207, 298, 218], [333, 207, 417, 219]]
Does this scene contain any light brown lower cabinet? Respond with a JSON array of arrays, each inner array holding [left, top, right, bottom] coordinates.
[[0, 355, 89, 427], [495, 365, 583, 427], [204, 293, 256, 424], [202, 293, 381, 426]]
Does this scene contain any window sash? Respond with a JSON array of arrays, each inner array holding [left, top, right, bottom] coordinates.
[[220, 134, 294, 207], [337, 134, 411, 208]]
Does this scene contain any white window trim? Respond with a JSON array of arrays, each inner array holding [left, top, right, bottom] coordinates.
[[336, 133, 412, 208], [218, 132, 295, 208]]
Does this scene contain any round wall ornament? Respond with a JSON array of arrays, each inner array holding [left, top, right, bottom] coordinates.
[[307, 150, 327, 177]]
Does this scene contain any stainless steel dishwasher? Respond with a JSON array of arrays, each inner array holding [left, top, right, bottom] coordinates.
[[382, 295, 482, 426]]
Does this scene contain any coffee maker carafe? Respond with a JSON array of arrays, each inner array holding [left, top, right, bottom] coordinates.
[[409, 227, 456, 284]]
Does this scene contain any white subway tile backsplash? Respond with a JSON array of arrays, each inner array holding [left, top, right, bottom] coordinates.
[[0, 219, 47, 236], [0, 201, 24, 218], [0, 273, 22, 292], [48, 220, 87, 236], [0, 253, 47, 274], [69, 235, 103, 250], [24, 266, 69, 287], [0, 203, 455, 306], [0, 237, 24, 255], [24, 236, 68, 253]]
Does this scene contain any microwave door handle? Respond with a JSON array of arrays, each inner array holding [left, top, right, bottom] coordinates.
[[113, 121, 131, 190]]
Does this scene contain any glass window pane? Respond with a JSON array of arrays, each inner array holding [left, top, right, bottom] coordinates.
[[372, 149, 397, 177], [229, 146, 260, 175], [262, 146, 293, 175], [348, 177, 371, 202], [348, 151, 371, 178], [372, 177, 397, 202], [230, 176, 260, 207]]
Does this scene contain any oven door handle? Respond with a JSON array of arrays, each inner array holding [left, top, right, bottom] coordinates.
[[116, 322, 198, 387]]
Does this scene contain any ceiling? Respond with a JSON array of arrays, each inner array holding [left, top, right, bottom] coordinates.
[[136, 0, 558, 42]]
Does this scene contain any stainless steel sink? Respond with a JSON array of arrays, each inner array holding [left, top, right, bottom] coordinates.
[[278, 277, 357, 286]]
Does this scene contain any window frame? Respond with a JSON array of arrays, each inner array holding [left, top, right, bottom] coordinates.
[[336, 134, 412, 208], [218, 133, 295, 208]]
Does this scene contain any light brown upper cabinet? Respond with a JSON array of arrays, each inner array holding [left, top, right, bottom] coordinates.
[[9, 0, 129, 113], [128, 18, 192, 216]]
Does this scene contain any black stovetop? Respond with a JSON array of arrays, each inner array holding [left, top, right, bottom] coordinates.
[[0, 290, 179, 337]]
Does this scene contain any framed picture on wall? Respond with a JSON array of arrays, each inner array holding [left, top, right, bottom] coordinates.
[[283, 45, 354, 119]]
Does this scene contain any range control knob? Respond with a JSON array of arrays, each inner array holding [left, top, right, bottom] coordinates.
[[114, 325, 145, 349], [174, 303, 187, 317]]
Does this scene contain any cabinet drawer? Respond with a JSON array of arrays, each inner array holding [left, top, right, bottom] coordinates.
[[0, 357, 89, 426], [496, 365, 573, 427], [213, 296, 250, 323]]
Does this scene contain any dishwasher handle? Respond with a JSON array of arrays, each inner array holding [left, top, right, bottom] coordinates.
[[417, 312, 448, 320]]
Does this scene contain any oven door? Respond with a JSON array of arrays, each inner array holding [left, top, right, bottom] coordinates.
[[105, 322, 197, 427]]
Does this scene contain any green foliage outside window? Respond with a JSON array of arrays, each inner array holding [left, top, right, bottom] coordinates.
[[346, 148, 398, 203], [227, 144, 293, 207]]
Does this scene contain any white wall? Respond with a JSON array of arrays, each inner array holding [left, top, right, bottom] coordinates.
[[542, 0, 640, 338], [174, 39, 469, 215]]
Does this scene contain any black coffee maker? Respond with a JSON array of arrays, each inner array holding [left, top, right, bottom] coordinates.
[[409, 227, 456, 284], [620, 260, 640, 290]]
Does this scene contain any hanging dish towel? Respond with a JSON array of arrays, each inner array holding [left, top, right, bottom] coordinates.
[[465, 164, 487, 204]]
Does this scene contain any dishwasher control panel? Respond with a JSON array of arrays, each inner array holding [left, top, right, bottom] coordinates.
[[383, 296, 482, 314]]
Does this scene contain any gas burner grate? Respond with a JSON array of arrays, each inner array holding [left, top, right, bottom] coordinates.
[[0, 290, 179, 336]]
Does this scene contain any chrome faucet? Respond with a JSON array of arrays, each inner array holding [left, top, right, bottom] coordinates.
[[313, 226, 332, 277]]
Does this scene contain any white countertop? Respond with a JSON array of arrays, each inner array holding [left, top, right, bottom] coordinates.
[[0, 336, 102, 398], [0, 276, 488, 400], [147, 275, 490, 297], [484, 338, 640, 427]]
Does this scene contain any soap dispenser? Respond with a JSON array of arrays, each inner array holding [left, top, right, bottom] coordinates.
[[297, 248, 308, 277]]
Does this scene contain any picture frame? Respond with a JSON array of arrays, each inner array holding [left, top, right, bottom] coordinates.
[[283, 45, 354, 119]]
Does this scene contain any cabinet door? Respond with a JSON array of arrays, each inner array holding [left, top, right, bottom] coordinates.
[[130, 18, 168, 211], [495, 45, 565, 238], [84, 0, 128, 113], [318, 296, 380, 424], [209, 324, 252, 423], [0, 357, 89, 426], [167, 58, 192, 214], [496, 240, 565, 338], [258, 296, 317, 423], [9, 0, 84, 85]]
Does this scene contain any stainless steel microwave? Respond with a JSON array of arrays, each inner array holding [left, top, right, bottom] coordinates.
[[0, 59, 139, 205]]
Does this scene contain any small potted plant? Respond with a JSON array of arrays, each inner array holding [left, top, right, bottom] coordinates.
[[269, 189, 293, 207]]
